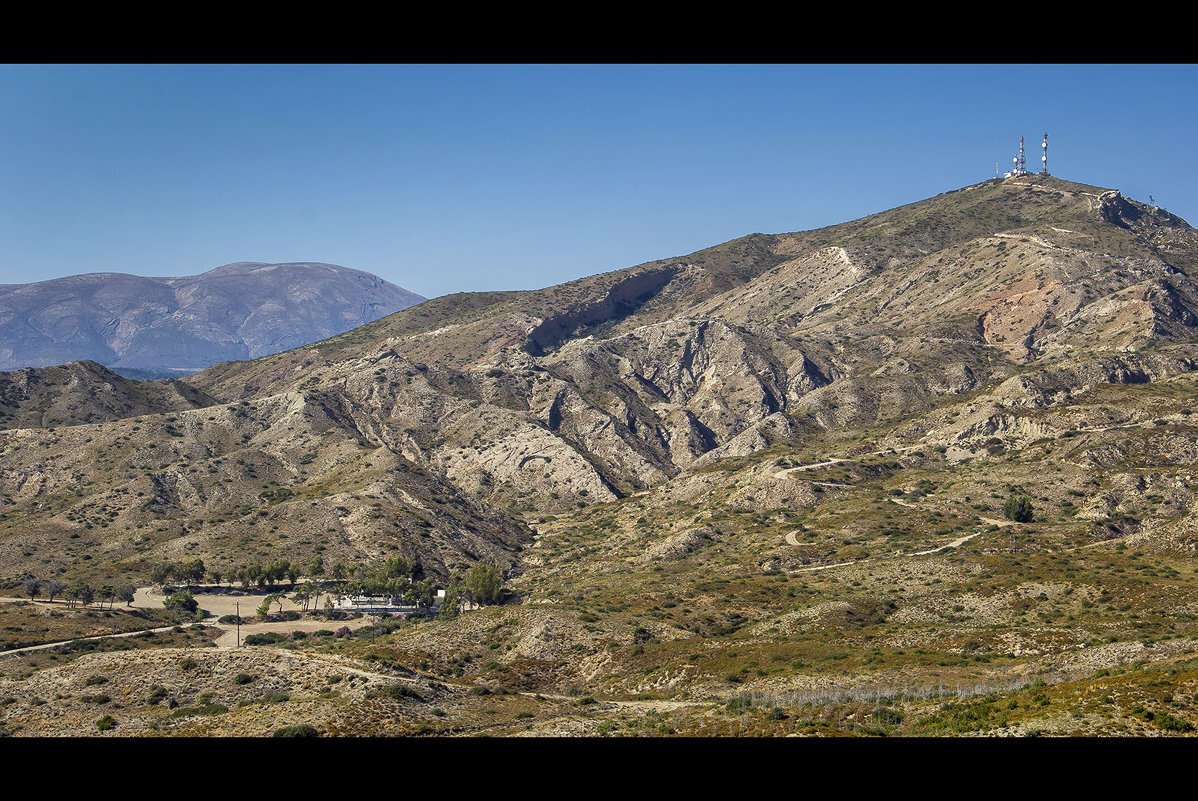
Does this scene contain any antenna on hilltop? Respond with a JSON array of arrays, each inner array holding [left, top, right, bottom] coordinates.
[[1002, 133, 1046, 178]]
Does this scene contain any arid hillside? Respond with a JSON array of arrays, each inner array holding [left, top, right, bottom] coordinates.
[[5, 174, 1198, 737]]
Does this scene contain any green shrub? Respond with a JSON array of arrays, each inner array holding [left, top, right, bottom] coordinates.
[[171, 703, 228, 718], [233, 673, 254, 685], [95, 715, 116, 732], [163, 590, 199, 615], [365, 684, 420, 701], [1154, 712, 1195, 733], [872, 706, 904, 725], [273, 724, 319, 737]]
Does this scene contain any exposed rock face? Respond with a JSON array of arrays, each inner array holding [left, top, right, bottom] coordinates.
[[0, 262, 425, 373]]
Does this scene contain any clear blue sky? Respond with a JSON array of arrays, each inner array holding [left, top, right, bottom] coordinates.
[[1, 64, 1195, 299]]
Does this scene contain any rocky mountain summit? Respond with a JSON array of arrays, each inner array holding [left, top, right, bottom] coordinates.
[[0, 262, 425, 374]]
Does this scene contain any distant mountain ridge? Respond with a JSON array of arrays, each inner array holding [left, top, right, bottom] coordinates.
[[0, 261, 425, 373]]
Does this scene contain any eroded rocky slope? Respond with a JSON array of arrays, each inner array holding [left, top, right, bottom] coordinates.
[[7, 174, 1198, 738], [3, 175, 1198, 593]]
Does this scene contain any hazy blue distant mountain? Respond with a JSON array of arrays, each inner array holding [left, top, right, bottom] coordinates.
[[0, 262, 425, 373]]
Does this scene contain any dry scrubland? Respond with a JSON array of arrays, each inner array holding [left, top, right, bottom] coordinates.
[[5, 176, 1198, 736]]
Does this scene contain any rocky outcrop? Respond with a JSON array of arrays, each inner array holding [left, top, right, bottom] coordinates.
[[0, 360, 217, 429], [525, 266, 682, 355]]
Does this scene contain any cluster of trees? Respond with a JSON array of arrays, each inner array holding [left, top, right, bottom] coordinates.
[[146, 551, 508, 619], [150, 557, 304, 590], [150, 559, 207, 589], [438, 562, 504, 620], [232, 559, 301, 589], [23, 576, 65, 602], [316, 555, 436, 610], [21, 576, 135, 609], [17, 554, 510, 622]]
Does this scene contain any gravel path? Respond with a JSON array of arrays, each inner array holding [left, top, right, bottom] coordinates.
[[134, 587, 379, 648]]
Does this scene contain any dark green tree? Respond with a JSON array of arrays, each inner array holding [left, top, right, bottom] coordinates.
[[1003, 495, 1034, 523], [256, 593, 278, 620], [179, 558, 205, 589], [437, 588, 460, 620], [67, 582, 95, 608], [164, 590, 198, 615], [150, 562, 173, 586], [463, 562, 503, 605], [22, 576, 42, 601], [292, 582, 313, 611], [43, 579, 65, 603]]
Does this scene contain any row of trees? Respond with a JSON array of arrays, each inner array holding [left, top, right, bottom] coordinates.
[[22, 576, 136, 609], [233, 560, 301, 589], [302, 555, 435, 611], [150, 557, 301, 590], [18, 555, 506, 619], [150, 558, 207, 589], [149, 556, 377, 592], [148, 553, 506, 618]]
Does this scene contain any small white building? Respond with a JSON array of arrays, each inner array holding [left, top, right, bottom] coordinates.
[[336, 589, 445, 612]]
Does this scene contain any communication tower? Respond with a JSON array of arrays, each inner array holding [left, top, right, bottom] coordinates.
[[1002, 134, 1046, 178]]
